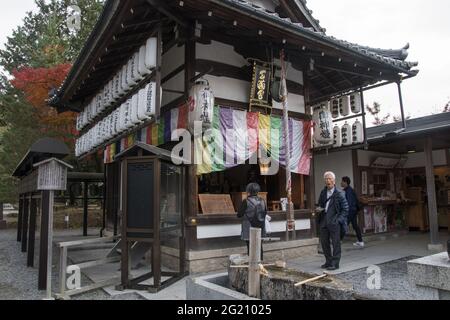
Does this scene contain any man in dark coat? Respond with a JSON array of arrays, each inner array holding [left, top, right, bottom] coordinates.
[[317, 172, 349, 271], [341, 177, 364, 247]]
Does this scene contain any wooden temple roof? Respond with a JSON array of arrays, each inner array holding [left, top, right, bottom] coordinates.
[[49, 0, 419, 112]]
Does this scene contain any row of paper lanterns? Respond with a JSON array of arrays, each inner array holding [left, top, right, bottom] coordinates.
[[76, 37, 158, 131], [333, 120, 364, 147], [313, 95, 364, 147], [75, 82, 157, 157], [330, 92, 362, 119]]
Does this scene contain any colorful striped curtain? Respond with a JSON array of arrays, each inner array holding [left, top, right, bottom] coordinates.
[[104, 104, 312, 176]]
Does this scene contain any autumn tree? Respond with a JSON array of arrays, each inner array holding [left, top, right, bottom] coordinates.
[[0, 0, 104, 202]]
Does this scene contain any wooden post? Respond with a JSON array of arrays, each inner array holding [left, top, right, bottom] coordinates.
[[38, 191, 50, 290], [424, 137, 440, 248], [59, 246, 68, 296], [248, 228, 261, 298], [45, 190, 55, 299], [27, 198, 37, 267], [21, 196, 30, 253], [17, 196, 23, 241], [83, 181, 88, 236]]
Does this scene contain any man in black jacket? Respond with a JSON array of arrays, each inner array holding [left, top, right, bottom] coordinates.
[[317, 172, 349, 271], [341, 177, 364, 247]]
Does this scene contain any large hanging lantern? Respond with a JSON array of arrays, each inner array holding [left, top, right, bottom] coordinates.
[[339, 96, 350, 117], [341, 122, 352, 146], [331, 99, 339, 119], [188, 79, 215, 132], [350, 92, 362, 114], [352, 119, 364, 144], [333, 125, 342, 148], [313, 104, 333, 146]]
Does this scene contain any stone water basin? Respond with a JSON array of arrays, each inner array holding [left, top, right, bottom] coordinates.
[[228, 255, 356, 300]]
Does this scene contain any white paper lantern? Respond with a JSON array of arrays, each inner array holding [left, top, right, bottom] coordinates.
[[313, 104, 333, 146], [130, 94, 140, 124], [333, 125, 342, 148], [350, 93, 362, 114], [140, 82, 157, 119], [96, 93, 104, 113], [112, 109, 119, 135], [352, 119, 364, 144], [113, 74, 120, 100], [132, 51, 142, 81], [188, 79, 215, 132], [331, 99, 339, 119], [124, 99, 133, 129], [118, 103, 127, 133], [145, 37, 157, 70], [339, 96, 350, 117], [341, 122, 352, 146], [121, 65, 130, 92], [126, 58, 137, 88], [138, 45, 151, 76]]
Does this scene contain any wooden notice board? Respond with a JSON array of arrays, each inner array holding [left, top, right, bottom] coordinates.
[[198, 194, 236, 215]]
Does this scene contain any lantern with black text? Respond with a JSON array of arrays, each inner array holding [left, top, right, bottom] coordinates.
[[331, 99, 339, 118], [350, 93, 362, 114], [352, 119, 364, 144], [333, 125, 342, 148], [188, 79, 215, 132], [313, 104, 333, 146], [341, 122, 352, 146], [339, 96, 350, 117]]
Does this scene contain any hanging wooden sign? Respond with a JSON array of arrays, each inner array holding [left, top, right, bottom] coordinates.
[[249, 62, 271, 109]]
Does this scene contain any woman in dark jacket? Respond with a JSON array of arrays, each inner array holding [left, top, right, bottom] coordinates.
[[237, 183, 267, 260]]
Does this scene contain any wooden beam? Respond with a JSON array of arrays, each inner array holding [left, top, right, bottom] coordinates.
[[424, 137, 440, 245], [146, 0, 189, 28], [313, 68, 339, 91]]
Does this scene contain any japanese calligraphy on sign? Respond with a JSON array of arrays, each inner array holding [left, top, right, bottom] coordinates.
[[250, 62, 271, 109]]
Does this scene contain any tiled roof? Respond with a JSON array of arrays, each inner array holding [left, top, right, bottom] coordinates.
[[221, 0, 418, 72]]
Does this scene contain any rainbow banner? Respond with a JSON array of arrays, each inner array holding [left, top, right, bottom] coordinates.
[[104, 104, 311, 177]]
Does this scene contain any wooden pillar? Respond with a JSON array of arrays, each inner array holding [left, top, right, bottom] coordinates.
[[17, 196, 23, 241], [83, 181, 88, 237], [152, 160, 162, 289], [184, 25, 197, 252], [424, 137, 440, 247], [38, 191, 50, 290], [21, 195, 30, 253], [27, 197, 38, 267]]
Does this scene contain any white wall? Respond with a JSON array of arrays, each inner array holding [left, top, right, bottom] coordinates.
[[196, 219, 311, 239], [161, 44, 185, 106], [196, 40, 305, 113], [313, 150, 354, 197]]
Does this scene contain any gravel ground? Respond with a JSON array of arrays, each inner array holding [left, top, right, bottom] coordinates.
[[336, 256, 426, 300], [0, 229, 142, 300]]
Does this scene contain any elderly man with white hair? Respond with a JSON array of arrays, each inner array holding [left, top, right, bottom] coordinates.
[[316, 171, 349, 271]]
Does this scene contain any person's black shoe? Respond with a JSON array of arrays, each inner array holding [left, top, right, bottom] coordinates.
[[326, 265, 339, 271], [321, 263, 332, 269]]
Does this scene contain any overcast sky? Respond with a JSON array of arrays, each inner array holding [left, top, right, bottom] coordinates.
[[1, 1, 449, 123]]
